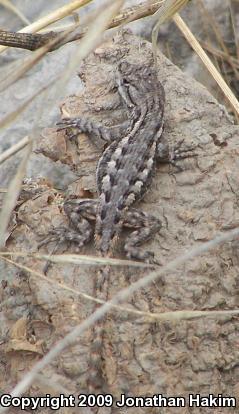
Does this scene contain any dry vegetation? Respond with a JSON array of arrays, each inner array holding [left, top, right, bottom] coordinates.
[[0, 0, 239, 410]]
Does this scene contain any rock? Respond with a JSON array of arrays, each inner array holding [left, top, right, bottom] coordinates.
[[1, 30, 239, 412]]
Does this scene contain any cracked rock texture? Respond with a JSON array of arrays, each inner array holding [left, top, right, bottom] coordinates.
[[1, 30, 239, 413]]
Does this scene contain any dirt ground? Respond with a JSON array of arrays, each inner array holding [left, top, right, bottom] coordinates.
[[1, 26, 239, 414]]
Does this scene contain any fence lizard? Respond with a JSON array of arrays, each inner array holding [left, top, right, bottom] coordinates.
[[43, 59, 189, 393]]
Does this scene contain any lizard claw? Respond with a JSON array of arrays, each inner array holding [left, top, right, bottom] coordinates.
[[170, 139, 198, 162], [169, 140, 198, 171], [37, 226, 68, 249], [126, 249, 155, 263], [56, 119, 81, 140], [56, 118, 78, 127]]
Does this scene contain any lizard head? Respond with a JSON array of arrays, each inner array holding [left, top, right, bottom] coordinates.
[[117, 60, 158, 106]]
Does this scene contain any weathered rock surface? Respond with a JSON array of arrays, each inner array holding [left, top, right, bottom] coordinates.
[[1, 30, 239, 413]]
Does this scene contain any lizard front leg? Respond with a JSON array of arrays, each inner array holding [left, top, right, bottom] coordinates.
[[123, 208, 162, 262], [156, 135, 197, 166], [57, 117, 130, 146]]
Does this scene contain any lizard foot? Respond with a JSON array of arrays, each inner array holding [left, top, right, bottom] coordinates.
[[123, 208, 161, 263]]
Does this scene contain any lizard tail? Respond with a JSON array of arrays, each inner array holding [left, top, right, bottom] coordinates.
[[88, 265, 110, 393], [88, 322, 105, 392]]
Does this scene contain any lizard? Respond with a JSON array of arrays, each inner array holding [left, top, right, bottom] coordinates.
[[42, 58, 191, 394]]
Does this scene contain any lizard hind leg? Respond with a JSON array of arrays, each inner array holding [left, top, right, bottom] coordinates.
[[39, 199, 98, 251], [62, 198, 98, 249], [123, 208, 162, 262]]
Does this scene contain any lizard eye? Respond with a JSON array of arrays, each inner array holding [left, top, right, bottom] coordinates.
[[118, 61, 130, 74], [122, 78, 130, 87]]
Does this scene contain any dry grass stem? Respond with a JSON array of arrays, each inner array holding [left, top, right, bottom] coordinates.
[[0, 32, 73, 92], [0, 136, 29, 165], [1, 226, 239, 407], [200, 41, 239, 69], [1, 255, 238, 323], [0, 0, 123, 94], [229, 1, 239, 60], [0, 144, 32, 248], [0, 2, 164, 51], [1, 1, 239, 406], [0, 0, 92, 54], [0, 0, 30, 25], [173, 13, 239, 116], [198, 0, 239, 82], [0, 0, 123, 253], [0, 74, 60, 137], [55, 0, 124, 100], [152, 0, 190, 57], [0, 251, 154, 268]]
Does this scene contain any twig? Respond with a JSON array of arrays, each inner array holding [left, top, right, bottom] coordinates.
[[0, 0, 91, 53], [0, 1, 163, 52]]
